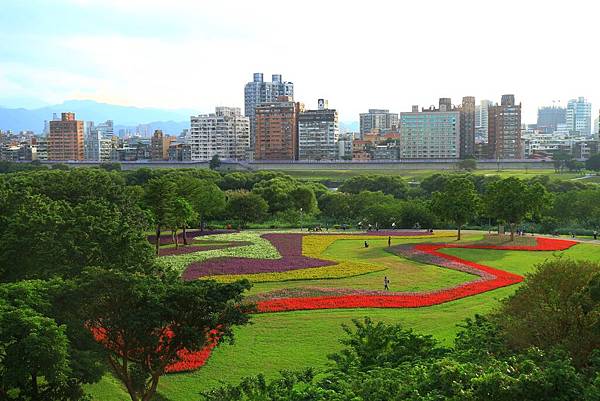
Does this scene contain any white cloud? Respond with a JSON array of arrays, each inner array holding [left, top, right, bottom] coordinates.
[[2, 0, 599, 122]]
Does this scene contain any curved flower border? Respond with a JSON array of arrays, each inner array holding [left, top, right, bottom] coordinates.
[[255, 237, 578, 312]]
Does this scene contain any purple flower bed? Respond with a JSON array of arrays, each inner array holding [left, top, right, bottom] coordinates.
[[182, 256, 335, 280], [147, 229, 238, 245], [261, 233, 303, 256]]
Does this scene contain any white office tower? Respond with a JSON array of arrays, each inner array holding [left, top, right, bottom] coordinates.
[[566, 97, 592, 136], [298, 99, 339, 161], [85, 120, 114, 161], [475, 99, 492, 142], [189, 107, 250, 161]]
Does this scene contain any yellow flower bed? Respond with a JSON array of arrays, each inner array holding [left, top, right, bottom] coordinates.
[[302, 233, 454, 258], [203, 260, 384, 283]]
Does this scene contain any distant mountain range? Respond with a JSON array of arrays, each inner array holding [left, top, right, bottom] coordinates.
[[0, 99, 195, 135], [0, 99, 360, 136]]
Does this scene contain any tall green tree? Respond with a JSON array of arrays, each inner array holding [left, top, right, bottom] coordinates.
[[0, 305, 85, 401], [432, 177, 480, 240], [225, 191, 268, 227], [75, 268, 253, 401], [144, 177, 177, 255], [484, 177, 549, 240], [495, 259, 600, 367], [166, 197, 197, 249]]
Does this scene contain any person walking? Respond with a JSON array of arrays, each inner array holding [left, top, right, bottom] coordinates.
[[594, 230, 598, 240], [388, 236, 391, 247], [384, 276, 390, 291]]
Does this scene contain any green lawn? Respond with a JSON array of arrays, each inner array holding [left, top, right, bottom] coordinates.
[[280, 168, 582, 182], [87, 239, 600, 401]]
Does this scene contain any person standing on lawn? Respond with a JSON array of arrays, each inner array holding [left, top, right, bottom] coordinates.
[[384, 276, 390, 291], [388, 236, 391, 247]]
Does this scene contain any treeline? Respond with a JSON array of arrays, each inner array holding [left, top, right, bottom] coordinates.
[[2, 165, 600, 237], [202, 258, 600, 401]]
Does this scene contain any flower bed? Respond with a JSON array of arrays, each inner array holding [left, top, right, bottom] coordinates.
[[255, 237, 578, 312], [182, 255, 335, 280], [203, 260, 385, 283], [158, 232, 281, 274]]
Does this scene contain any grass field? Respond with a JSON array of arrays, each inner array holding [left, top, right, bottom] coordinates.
[[87, 234, 600, 401], [280, 168, 585, 182]]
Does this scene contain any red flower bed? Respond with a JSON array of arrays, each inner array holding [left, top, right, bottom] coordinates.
[[256, 237, 578, 312]]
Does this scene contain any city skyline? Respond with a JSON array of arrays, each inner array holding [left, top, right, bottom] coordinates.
[[1, 0, 599, 123]]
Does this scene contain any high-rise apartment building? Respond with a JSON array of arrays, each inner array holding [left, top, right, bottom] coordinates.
[[359, 109, 399, 135], [399, 105, 460, 159], [244, 73, 294, 148], [488, 95, 522, 159], [298, 99, 339, 161], [475, 99, 492, 142], [85, 120, 115, 161], [189, 107, 250, 161], [566, 97, 592, 136], [458, 96, 476, 158], [255, 96, 303, 160], [537, 106, 566, 134], [150, 130, 175, 161], [48, 112, 84, 161]]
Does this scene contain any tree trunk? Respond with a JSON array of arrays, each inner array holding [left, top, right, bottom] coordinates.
[[155, 225, 161, 256], [31, 371, 39, 401], [174, 229, 179, 249], [141, 374, 161, 401], [182, 225, 188, 246], [199, 215, 204, 233], [457, 225, 462, 241], [510, 223, 515, 241]]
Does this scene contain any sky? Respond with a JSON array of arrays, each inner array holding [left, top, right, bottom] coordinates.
[[0, 0, 598, 123]]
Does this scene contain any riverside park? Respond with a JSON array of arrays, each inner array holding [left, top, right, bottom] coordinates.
[[89, 228, 598, 400]]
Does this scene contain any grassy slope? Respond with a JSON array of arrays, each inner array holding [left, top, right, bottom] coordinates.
[[87, 241, 600, 401]]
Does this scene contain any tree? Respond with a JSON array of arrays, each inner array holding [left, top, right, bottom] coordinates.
[[457, 158, 477, 171], [484, 177, 550, 240], [75, 268, 253, 401], [586, 154, 600, 171], [144, 177, 177, 255], [225, 191, 268, 227], [495, 259, 600, 367], [187, 181, 226, 233], [339, 175, 409, 199], [209, 154, 221, 170], [251, 177, 297, 214], [0, 305, 85, 401], [431, 177, 479, 240], [165, 197, 197, 249], [290, 186, 318, 215]]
